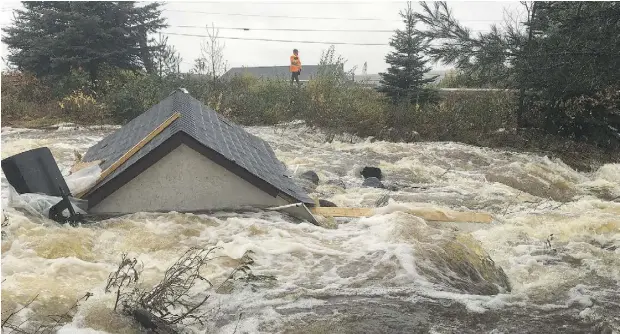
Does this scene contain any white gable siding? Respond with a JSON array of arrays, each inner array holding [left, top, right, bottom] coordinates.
[[90, 144, 289, 214]]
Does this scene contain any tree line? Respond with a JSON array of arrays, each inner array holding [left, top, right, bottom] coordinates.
[[380, 1, 620, 149], [2, 1, 619, 149]]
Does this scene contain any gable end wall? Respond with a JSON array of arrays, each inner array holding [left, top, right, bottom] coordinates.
[[90, 144, 289, 214]]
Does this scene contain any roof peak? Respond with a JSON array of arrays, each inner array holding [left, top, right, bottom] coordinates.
[[169, 87, 189, 96]]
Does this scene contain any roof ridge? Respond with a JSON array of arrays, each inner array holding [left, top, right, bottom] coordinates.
[[82, 89, 313, 206]]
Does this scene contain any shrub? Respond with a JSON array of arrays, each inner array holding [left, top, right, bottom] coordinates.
[[562, 86, 620, 150], [302, 46, 387, 137], [409, 90, 518, 142], [47, 69, 92, 99], [1, 71, 63, 126], [58, 90, 109, 124], [215, 74, 302, 125], [101, 72, 163, 123]]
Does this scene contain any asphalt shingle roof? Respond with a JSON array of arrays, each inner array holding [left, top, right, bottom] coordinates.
[[82, 89, 313, 205]]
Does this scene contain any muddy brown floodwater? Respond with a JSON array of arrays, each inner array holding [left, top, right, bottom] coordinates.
[[1, 124, 619, 333]]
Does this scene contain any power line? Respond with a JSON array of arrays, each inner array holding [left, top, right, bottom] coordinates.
[[1, 5, 508, 23], [161, 32, 619, 57], [161, 31, 501, 47], [167, 25, 491, 34], [167, 1, 389, 4], [161, 32, 389, 46], [164, 9, 400, 21], [170, 25, 395, 33], [163, 9, 506, 23]]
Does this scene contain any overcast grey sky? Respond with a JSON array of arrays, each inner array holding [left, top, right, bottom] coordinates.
[[1, 1, 523, 74]]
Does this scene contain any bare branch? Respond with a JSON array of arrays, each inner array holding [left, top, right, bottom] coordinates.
[[45, 292, 93, 330], [232, 312, 244, 334], [102, 247, 259, 332], [2, 292, 92, 334], [198, 23, 227, 81], [2, 293, 39, 329], [104, 253, 142, 312]]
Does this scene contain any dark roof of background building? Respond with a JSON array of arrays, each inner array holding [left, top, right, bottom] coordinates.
[[81, 89, 313, 206], [222, 65, 323, 81]]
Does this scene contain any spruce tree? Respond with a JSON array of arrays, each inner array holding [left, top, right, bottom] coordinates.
[[2, 1, 166, 84], [416, 1, 620, 147], [378, 2, 437, 105]]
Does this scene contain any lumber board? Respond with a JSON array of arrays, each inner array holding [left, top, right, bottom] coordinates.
[[76, 112, 181, 198], [310, 206, 493, 224], [311, 207, 374, 217]]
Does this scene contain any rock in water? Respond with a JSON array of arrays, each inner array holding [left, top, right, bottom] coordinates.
[[319, 199, 337, 207], [362, 177, 385, 189], [300, 171, 320, 185], [132, 309, 177, 334], [326, 179, 346, 189], [422, 233, 511, 295], [390, 218, 511, 295], [132, 309, 158, 330], [361, 167, 382, 180]]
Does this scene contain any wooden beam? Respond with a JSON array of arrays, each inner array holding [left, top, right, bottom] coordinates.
[[311, 207, 373, 218], [310, 206, 493, 224], [76, 112, 181, 198]]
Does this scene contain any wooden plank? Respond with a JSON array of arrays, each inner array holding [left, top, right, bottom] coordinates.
[[311, 207, 374, 218], [70, 159, 103, 174], [310, 206, 493, 224], [76, 112, 181, 198], [404, 208, 493, 224]]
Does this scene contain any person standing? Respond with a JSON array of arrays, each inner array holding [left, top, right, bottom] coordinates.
[[290, 49, 302, 86]]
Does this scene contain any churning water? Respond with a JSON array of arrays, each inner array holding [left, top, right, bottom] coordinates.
[[1, 123, 619, 334]]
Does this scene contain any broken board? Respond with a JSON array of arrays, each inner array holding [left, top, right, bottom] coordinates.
[[267, 203, 320, 225], [76, 112, 181, 198], [70, 159, 103, 174], [310, 206, 493, 224]]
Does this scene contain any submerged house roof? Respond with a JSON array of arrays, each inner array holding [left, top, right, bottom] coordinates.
[[81, 89, 313, 209]]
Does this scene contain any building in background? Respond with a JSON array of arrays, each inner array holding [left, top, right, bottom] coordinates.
[[220, 66, 448, 88], [222, 65, 322, 82]]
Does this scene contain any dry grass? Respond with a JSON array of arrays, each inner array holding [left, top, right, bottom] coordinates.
[[2, 70, 617, 170]]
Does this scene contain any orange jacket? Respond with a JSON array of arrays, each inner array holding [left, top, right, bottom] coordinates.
[[290, 54, 301, 72]]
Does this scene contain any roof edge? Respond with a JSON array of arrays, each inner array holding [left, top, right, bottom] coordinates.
[[178, 131, 283, 198], [85, 131, 311, 210], [84, 132, 185, 208]]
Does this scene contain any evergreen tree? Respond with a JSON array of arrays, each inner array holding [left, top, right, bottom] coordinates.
[[152, 34, 183, 78], [416, 1, 620, 147], [1, 1, 166, 85], [378, 2, 438, 105]]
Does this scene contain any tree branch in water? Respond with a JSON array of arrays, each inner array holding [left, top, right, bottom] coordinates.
[[105, 247, 257, 332]]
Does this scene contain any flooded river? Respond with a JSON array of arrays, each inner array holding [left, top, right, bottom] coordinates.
[[1, 124, 619, 333]]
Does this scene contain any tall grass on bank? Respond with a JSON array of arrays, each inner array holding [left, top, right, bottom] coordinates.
[[3, 69, 618, 170], [1, 69, 518, 139]]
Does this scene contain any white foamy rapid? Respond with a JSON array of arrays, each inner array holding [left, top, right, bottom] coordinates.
[[1, 123, 619, 334]]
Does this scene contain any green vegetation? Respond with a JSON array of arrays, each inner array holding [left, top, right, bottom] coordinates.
[[378, 2, 438, 105], [417, 1, 620, 149], [1, 49, 515, 143], [2, 2, 166, 89]]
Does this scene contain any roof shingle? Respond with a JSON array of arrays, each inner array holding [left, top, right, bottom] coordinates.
[[82, 89, 313, 205]]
